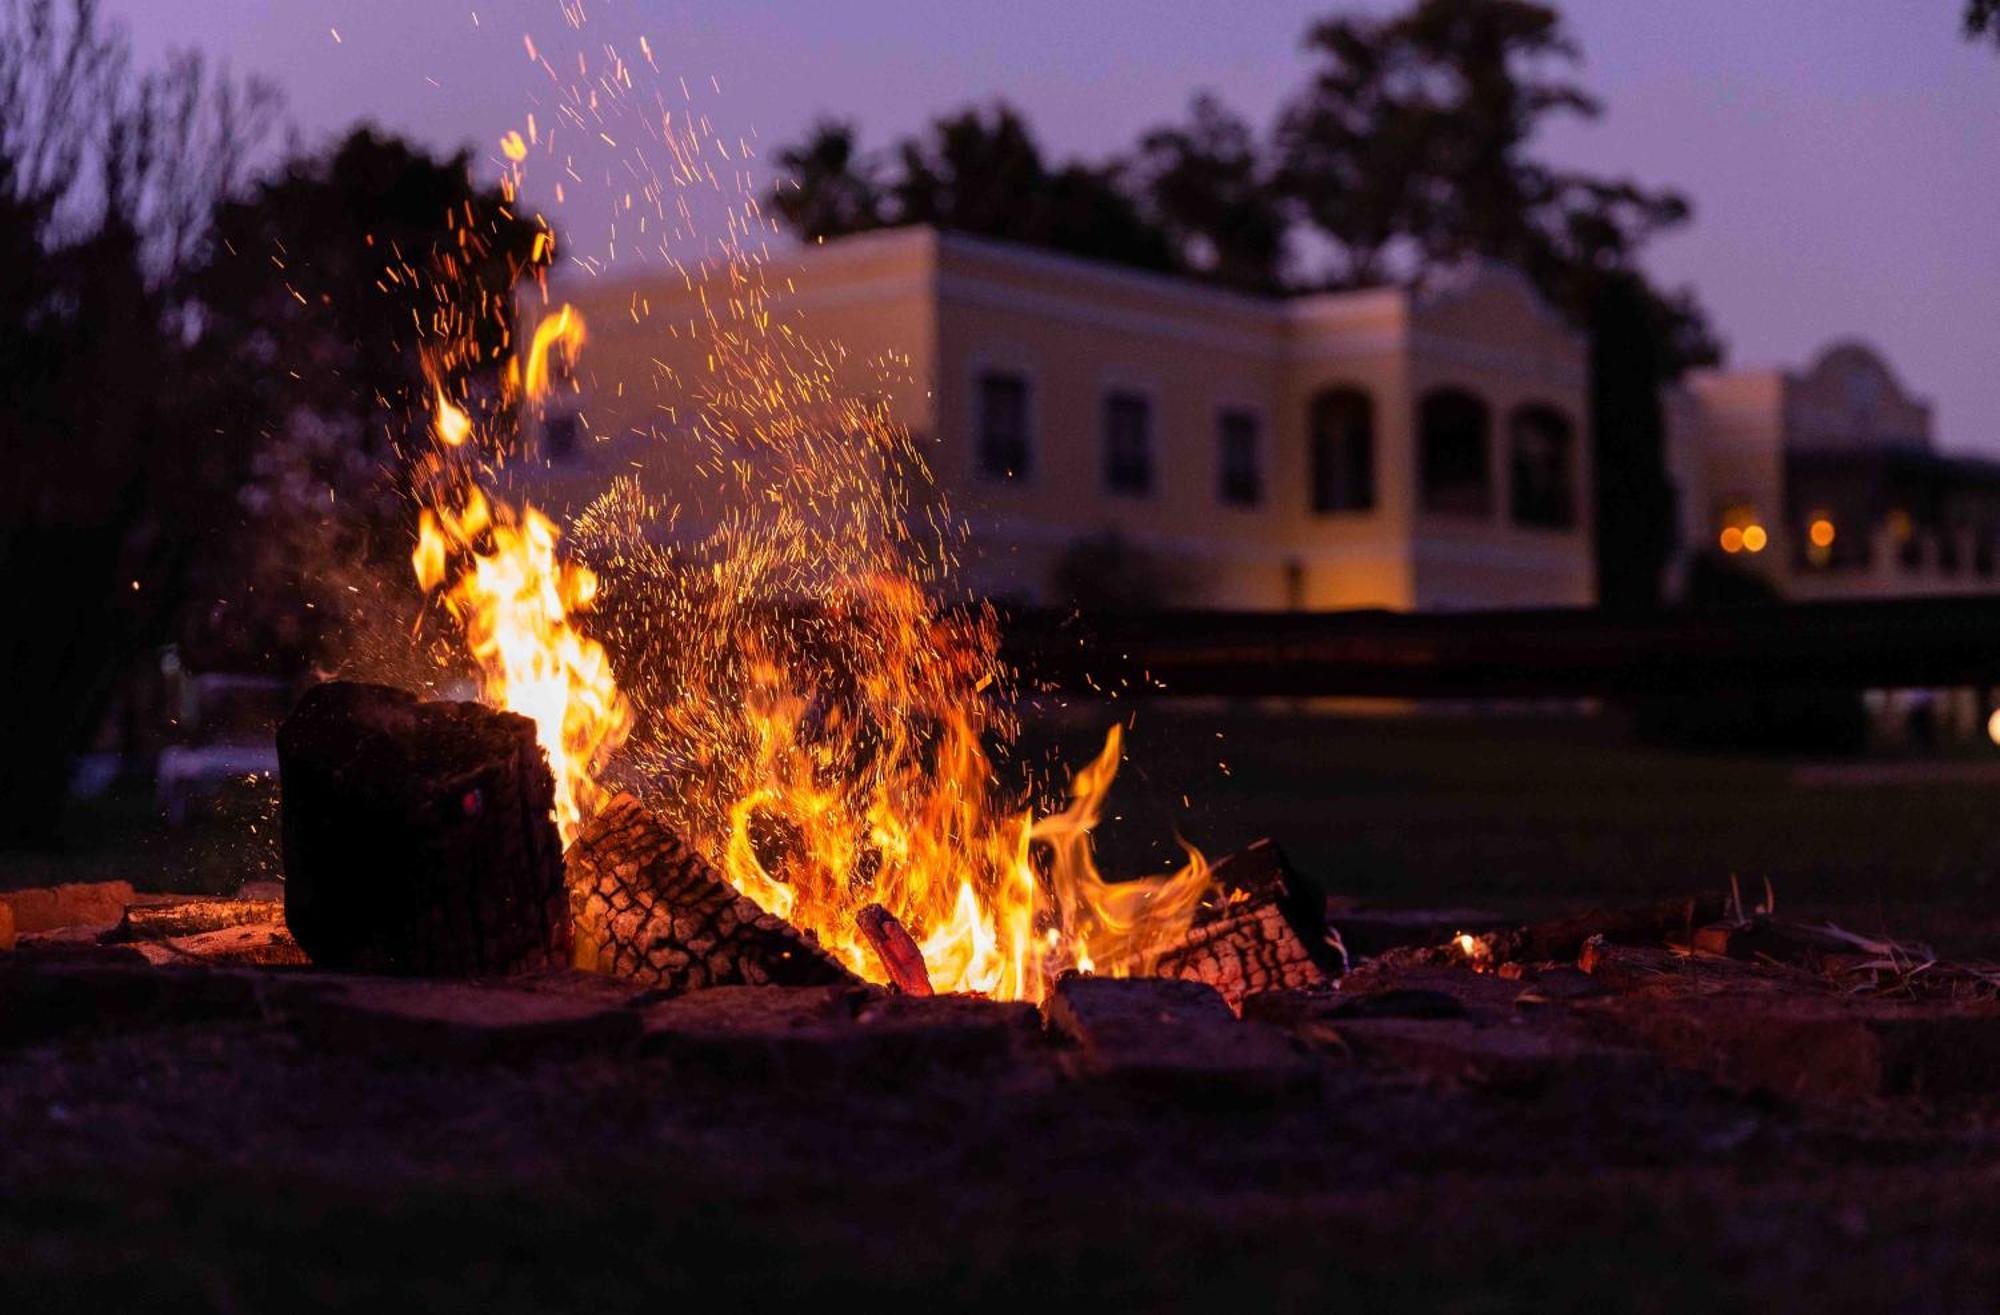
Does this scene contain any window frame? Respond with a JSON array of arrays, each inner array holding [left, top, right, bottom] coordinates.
[[1418, 387, 1494, 519], [1102, 386, 1157, 498], [1507, 402, 1577, 530], [972, 367, 1034, 483], [1308, 386, 1377, 516], [1215, 404, 1264, 508]]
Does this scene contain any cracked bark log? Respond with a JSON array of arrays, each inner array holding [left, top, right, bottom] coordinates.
[[277, 682, 571, 975], [1098, 839, 1343, 1010], [565, 793, 858, 995]]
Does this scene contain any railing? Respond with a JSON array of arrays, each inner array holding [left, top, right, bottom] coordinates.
[[999, 597, 2000, 699]]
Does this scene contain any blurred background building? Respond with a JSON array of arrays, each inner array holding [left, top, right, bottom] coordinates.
[[1673, 342, 2000, 600], [536, 227, 1998, 614]]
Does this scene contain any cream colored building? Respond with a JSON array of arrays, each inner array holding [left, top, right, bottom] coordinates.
[[526, 226, 1594, 611], [1672, 341, 2000, 599]]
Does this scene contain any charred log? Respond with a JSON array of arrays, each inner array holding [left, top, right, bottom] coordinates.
[[277, 682, 571, 976], [1489, 896, 1726, 966], [857, 903, 933, 997], [104, 897, 285, 944], [1101, 839, 1342, 1010], [565, 793, 858, 995]]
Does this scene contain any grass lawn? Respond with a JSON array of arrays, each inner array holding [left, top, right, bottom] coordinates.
[[12, 701, 2000, 954], [1018, 701, 2000, 953]]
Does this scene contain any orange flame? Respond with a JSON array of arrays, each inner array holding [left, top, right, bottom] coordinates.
[[401, 40, 1218, 1000], [523, 303, 586, 402], [414, 338, 631, 843]]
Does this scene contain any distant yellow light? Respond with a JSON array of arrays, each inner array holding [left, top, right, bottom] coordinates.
[[1742, 525, 1768, 553], [1719, 526, 1744, 554], [1989, 709, 2000, 747], [1809, 518, 1836, 549]]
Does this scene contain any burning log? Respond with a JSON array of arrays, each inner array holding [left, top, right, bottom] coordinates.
[[1444, 895, 1729, 971], [1101, 840, 1343, 1010], [565, 793, 858, 994], [856, 904, 933, 997], [277, 682, 571, 975]]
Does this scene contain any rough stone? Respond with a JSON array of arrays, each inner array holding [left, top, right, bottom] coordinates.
[[1245, 987, 1469, 1027], [0, 962, 277, 1046], [292, 978, 642, 1063], [1042, 975, 1315, 1101], [638, 984, 876, 1080], [1579, 992, 2000, 1100], [1318, 1016, 1644, 1090]]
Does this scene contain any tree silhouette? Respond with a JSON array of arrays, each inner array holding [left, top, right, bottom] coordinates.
[[0, 0, 276, 848], [1138, 94, 1287, 291], [190, 126, 547, 678], [1969, 0, 1999, 45], [766, 103, 1176, 274], [769, 118, 882, 241]]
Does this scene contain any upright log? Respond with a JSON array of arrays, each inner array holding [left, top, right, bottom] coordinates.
[[277, 682, 570, 975], [565, 793, 858, 995]]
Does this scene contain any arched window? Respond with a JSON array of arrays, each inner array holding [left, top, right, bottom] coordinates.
[[1508, 403, 1576, 528], [1419, 388, 1492, 516], [1309, 387, 1374, 514]]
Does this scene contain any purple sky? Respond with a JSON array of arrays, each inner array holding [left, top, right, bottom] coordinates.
[[109, 1, 2000, 452]]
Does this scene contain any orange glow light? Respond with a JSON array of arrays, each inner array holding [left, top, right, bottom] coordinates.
[[1809, 518, 1836, 549], [1719, 526, 1744, 554], [1742, 525, 1768, 553]]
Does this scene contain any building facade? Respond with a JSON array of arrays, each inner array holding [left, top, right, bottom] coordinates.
[[1673, 341, 2000, 600], [532, 226, 1595, 611]]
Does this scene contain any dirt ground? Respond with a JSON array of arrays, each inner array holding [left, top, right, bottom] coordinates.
[[6, 935, 2000, 1313]]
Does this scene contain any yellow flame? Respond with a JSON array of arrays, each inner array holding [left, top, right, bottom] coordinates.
[[524, 304, 586, 401], [433, 388, 472, 446], [414, 384, 631, 843]]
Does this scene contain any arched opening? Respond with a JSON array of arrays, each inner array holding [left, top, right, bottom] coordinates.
[[1419, 388, 1492, 517], [1309, 387, 1374, 514], [1508, 403, 1576, 528]]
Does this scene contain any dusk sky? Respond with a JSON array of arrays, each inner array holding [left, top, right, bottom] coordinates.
[[109, 1, 2000, 452]]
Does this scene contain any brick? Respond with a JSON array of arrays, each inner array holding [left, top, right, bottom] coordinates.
[[0, 881, 136, 935], [1042, 975, 1315, 1102]]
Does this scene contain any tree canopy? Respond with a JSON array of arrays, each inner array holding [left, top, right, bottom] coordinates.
[[1, 0, 544, 847]]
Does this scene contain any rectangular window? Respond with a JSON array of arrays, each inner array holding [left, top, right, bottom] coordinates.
[[1104, 390, 1154, 496], [1217, 408, 1261, 507], [976, 371, 1030, 479]]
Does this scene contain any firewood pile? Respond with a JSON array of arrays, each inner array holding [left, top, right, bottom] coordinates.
[[268, 681, 1343, 1006], [8, 678, 2000, 1117]]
